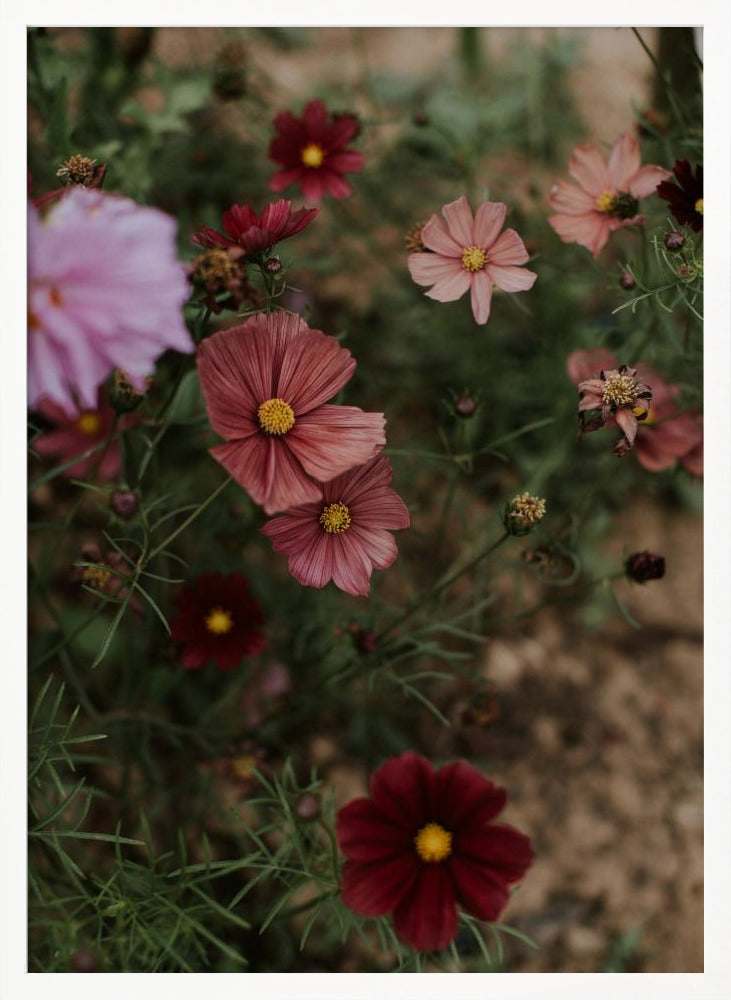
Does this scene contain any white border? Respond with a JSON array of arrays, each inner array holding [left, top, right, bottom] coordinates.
[[2, 4, 729, 998]]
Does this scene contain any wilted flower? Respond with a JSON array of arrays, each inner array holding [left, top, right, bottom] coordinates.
[[197, 311, 385, 515], [56, 154, 106, 188], [109, 369, 149, 414], [625, 551, 665, 583], [268, 99, 365, 202], [657, 160, 703, 232], [504, 492, 546, 536], [336, 752, 534, 952], [407, 195, 537, 325], [28, 189, 193, 411], [192, 198, 317, 256], [577, 363, 652, 456], [548, 133, 670, 257]]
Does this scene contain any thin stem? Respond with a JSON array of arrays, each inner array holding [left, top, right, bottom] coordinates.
[[147, 476, 232, 561]]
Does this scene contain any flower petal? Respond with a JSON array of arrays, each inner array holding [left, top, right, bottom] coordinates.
[[486, 264, 536, 293], [441, 195, 474, 246], [548, 178, 596, 215], [407, 253, 464, 287], [629, 164, 671, 199], [455, 823, 535, 880], [432, 760, 507, 831], [487, 228, 530, 266], [336, 798, 413, 861], [326, 150, 365, 174], [473, 201, 507, 248], [448, 855, 510, 921], [548, 211, 610, 258], [341, 856, 420, 917], [425, 268, 472, 303], [420, 215, 462, 257], [615, 407, 638, 446], [286, 405, 385, 482], [370, 752, 433, 829], [277, 330, 356, 414], [567, 143, 609, 196], [470, 269, 493, 324], [606, 132, 641, 189], [393, 866, 459, 952], [349, 524, 398, 571], [331, 528, 375, 596], [566, 348, 617, 385]]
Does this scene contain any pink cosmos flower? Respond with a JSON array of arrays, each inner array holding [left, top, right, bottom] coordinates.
[[268, 100, 364, 202], [407, 196, 537, 325], [191, 198, 317, 255], [548, 133, 670, 257], [261, 454, 409, 597], [28, 188, 193, 412], [197, 312, 386, 515], [33, 390, 128, 480]]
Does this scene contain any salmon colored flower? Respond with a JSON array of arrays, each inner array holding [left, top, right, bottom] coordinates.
[[657, 160, 703, 232], [407, 196, 537, 325], [196, 312, 385, 515], [170, 572, 267, 671], [336, 752, 534, 952], [548, 133, 670, 257], [577, 362, 652, 456], [268, 99, 364, 202], [192, 198, 317, 255], [262, 454, 409, 597], [33, 390, 126, 480]]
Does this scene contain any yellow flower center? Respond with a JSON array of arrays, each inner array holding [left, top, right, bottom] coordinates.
[[82, 565, 112, 589], [205, 607, 234, 635], [461, 245, 486, 272], [257, 397, 295, 436], [595, 190, 615, 214], [319, 502, 351, 534], [414, 822, 452, 863], [301, 143, 325, 168], [231, 754, 257, 779], [76, 411, 101, 435], [694, 198, 703, 215], [602, 374, 638, 408]]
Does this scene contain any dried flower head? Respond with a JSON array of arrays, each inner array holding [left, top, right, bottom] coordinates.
[[56, 154, 104, 187], [578, 364, 652, 456], [504, 492, 547, 536], [625, 551, 665, 583]]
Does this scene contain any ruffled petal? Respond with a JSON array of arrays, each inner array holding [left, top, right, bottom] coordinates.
[[425, 268, 471, 303], [606, 132, 641, 188], [615, 407, 638, 446], [407, 253, 464, 287], [277, 330, 356, 414]]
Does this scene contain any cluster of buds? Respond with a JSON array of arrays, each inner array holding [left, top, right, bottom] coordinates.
[[504, 492, 547, 537]]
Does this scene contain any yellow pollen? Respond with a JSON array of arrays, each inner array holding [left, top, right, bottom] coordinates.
[[301, 143, 325, 168], [595, 190, 615, 214], [76, 411, 101, 435], [231, 754, 257, 779], [205, 607, 234, 635], [82, 565, 112, 589], [257, 397, 295, 436], [695, 198, 703, 215], [508, 492, 547, 527], [602, 374, 638, 408], [461, 245, 486, 272], [414, 822, 452, 863], [319, 502, 351, 534]]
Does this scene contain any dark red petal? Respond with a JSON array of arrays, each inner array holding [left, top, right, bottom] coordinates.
[[341, 856, 419, 917], [369, 752, 433, 829], [301, 99, 329, 141], [181, 645, 209, 670], [432, 759, 507, 831], [447, 855, 511, 922], [319, 168, 353, 200], [455, 823, 535, 881], [393, 866, 458, 952], [336, 798, 413, 861]]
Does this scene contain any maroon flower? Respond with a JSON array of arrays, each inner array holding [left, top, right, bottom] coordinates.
[[268, 99, 365, 203], [192, 198, 317, 255], [170, 572, 267, 671], [336, 752, 534, 952], [657, 160, 703, 232]]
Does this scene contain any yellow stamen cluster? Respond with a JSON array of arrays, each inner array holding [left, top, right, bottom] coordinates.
[[508, 492, 547, 528], [76, 412, 101, 436], [595, 190, 616, 214], [301, 143, 325, 168], [602, 374, 638, 408], [695, 198, 703, 215], [82, 565, 112, 589], [414, 822, 453, 863], [56, 154, 98, 186], [205, 607, 234, 635], [319, 502, 352, 534], [257, 397, 295, 436], [461, 245, 487, 272], [231, 754, 257, 779]]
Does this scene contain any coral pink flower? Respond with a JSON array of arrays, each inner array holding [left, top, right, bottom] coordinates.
[[268, 100, 364, 202], [28, 189, 193, 411], [33, 390, 125, 480], [567, 349, 702, 474], [407, 196, 537, 325], [261, 454, 409, 597], [192, 198, 317, 255], [197, 312, 386, 515], [548, 133, 670, 257], [336, 752, 534, 952]]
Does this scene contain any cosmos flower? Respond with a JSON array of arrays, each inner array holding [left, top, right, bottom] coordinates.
[[170, 572, 267, 671], [548, 133, 670, 257], [577, 363, 652, 456], [261, 454, 409, 597], [268, 100, 364, 202], [196, 311, 385, 515], [657, 160, 703, 232], [407, 196, 537, 325], [336, 752, 534, 952], [28, 188, 193, 412], [191, 198, 317, 255], [33, 390, 126, 480]]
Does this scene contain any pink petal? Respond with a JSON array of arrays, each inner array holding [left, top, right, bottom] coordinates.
[[285, 528, 337, 589], [277, 330, 356, 414], [393, 867, 459, 952], [349, 524, 398, 571], [407, 253, 464, 287], [261, 506, 321, 555], [470, 269, 493, 324], [210, 436, 322, 515], [331, 529, 375, 596], [348, 486, 410, 530], [425, 268, 472, 303], [487, 228, 530, 266], [548, 211, 610, 258], [300, 171, 328, 203], [441, 195, 474, 246], [329, 452, 394, 501], [680, 439, 703, 477], [548, 179, 596, 215], [197, 324, 274, 437], [629, 164, 672, 199], [567, 143, 609, 196], [578, 392, 603, 412], [486, 263, 537, 293], [566, 348, 617, 385], [341, 856, 420, 917], [615, 408, 638, 446], [286, 405, 385, 482], [473, 202, 507, 248], [320, 168, 353, 200], [420, 215, 462, 257], [606, 132, 641, 189]]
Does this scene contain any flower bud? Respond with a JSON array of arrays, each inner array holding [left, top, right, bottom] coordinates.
[[504, 492, 546, 536], [619, 271, 635, 290], [454, 393, 477, 419], [625, 551, 665, 583], [110, 489, 139, 520], [295, 792, 322, 821], [264, 257, 282, 274], [664, 231, 685, 252]]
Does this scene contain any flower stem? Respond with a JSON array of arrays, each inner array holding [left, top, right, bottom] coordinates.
[[147, 476, 232, 561]]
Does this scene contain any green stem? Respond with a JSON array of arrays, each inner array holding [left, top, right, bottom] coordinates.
[[147, 476, 232, 561]]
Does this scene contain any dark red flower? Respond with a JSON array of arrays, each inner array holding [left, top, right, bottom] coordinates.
[[657, 160, 703, 232], [336, 752, 534, 952], [268, 99, 365, 203], [192, 198, 317, 255], [170, 572, 267, 671]]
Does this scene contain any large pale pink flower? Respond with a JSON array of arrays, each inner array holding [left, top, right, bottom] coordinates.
[[197, 312, 386, 515], [548, 133, 670, 257], [261, 454, 409, 597], [28, 189, 193, 411], [32, 390, 129, 480], [407, 196, 536, 325]]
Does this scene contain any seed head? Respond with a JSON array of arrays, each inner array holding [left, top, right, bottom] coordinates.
[[294, 792, 322, 822], [504, 492, 546, 536]]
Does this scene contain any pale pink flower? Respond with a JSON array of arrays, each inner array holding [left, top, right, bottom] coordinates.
[[261, 454, 409, 597], [548, 133, 670, 258], [407, 196, 537, 325], [28, 189, 193, 411], [197, 312, 386, 515]]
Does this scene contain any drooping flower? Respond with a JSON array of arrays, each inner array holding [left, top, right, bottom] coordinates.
[[28, 188, 193, 411], [261, 454, 409, 597], [32, 390, 126, 480], [268, 99, 365, 202], [657, 160, 703, 232], [407, 196, 537, 325], [170, 572, 267, 671], [568, 350, 702, 474], [548, 133, 670, 257], [577, 362, 652, 456], [196, 311, 385, 515], [192, 198, 317, 255], [336, 751, 534, 952]]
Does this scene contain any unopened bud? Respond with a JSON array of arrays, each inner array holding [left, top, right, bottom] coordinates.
[[625, 551, 665, 583], [619, 271, 635, 290], [664, 231, 685, 252], [110, 489, 139, 520], [504, 492, 546, 536], [294, 792, 321, 821], [454, 393, 477, 419], [264, 257, 282, 274], [412, 111, 429, 127]]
